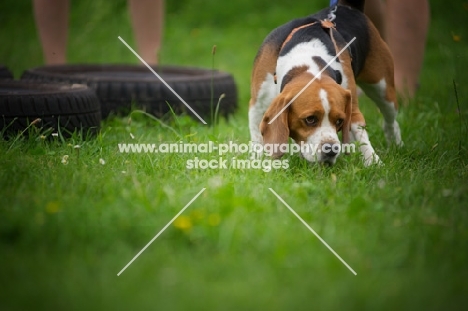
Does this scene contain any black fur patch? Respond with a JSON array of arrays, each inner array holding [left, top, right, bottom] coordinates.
[[312, 56, 342, 84], [335, 70, 343, 84], [312, 6, 370, 75], [279, 23, 336, 57]]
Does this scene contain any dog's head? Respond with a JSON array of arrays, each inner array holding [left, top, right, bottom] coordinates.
[[260, 73, 352, 165]]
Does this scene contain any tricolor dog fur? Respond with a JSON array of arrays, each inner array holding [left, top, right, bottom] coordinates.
[[249, 0, 402, 166]]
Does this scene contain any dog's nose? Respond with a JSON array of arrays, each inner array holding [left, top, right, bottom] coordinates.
[[322, 142, 340, 158], [323, 148, 337, 158]]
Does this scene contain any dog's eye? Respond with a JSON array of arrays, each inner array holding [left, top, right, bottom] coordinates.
[[335, 118, 344, 129], [305, 115, 318, 126]]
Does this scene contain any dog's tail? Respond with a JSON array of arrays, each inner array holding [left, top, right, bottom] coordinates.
[[337, 0, 365, 12]]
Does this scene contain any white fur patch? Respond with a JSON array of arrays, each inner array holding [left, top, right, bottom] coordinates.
[[359, 78, 402, 146], [276, 39, 344, 92], [319, 89, 331, 126], [350, 123, 381, 166], [249, 73, 277, 143], [301, 89, 341, 163]]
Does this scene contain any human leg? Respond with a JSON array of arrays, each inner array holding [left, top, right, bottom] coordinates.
[[33, 0, 70, 64], [128, 0, 164, 65], [385, 0, 430, 97]]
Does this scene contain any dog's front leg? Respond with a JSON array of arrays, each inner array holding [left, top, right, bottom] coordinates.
[[249, 99, 265, 144], [248, 101, 264, 159], [349, 111, 382, 166], [249, 73, 277, 145]]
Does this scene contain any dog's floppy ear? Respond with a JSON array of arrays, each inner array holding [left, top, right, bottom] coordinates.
[[260, 94, 290, 158], [342, 89, 352, 146]]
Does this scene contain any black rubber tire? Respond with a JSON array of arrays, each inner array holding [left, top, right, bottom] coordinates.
[[0, 65, 14, 80], [0, 81, 101, 137], [21, 64, 238, 122]]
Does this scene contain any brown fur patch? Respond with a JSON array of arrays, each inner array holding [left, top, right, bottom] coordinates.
[[250, 43, 278, 107], [357, 16, 398, 109], [328, 28, 366, 128], [281, 65, 309, 91]]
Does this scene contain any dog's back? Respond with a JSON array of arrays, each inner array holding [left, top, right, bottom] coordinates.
[[254, 3, 370, 78]]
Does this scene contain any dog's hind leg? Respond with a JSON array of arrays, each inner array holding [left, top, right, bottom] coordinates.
[[357, 19, 402, 146], [359, 79, 402, 146]]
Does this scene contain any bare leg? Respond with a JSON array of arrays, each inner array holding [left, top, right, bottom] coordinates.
[[33, 0, 70, 64], [364, 0, 429, 98], [386, 0, 430, 97], [128, 0, 164, 65], [364, 0, 386, 40]]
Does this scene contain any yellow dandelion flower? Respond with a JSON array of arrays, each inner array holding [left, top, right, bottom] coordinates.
[[191, 28, 200, 37], [207, 213, 221, 227], [173, 215, 192, 231], [190, 209, 205, 221], [45, 201, 60, 214]]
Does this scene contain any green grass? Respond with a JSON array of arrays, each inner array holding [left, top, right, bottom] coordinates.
[[1, 0, 468, 310]]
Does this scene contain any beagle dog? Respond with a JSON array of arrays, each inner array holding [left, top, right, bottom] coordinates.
[[249, 0, 402, 166]]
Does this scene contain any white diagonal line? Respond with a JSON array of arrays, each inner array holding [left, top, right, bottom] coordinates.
[[118, 36, 207, 125], [117, 188, 206, 276], [268, 188, 357, 275], [268, 37, 356, 124]]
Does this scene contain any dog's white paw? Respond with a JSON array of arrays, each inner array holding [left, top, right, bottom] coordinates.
[[363, 153, 383, 167], [383, 121, 403, 147], [249, 141, 264, 160], [359, 143, 382, 167]]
